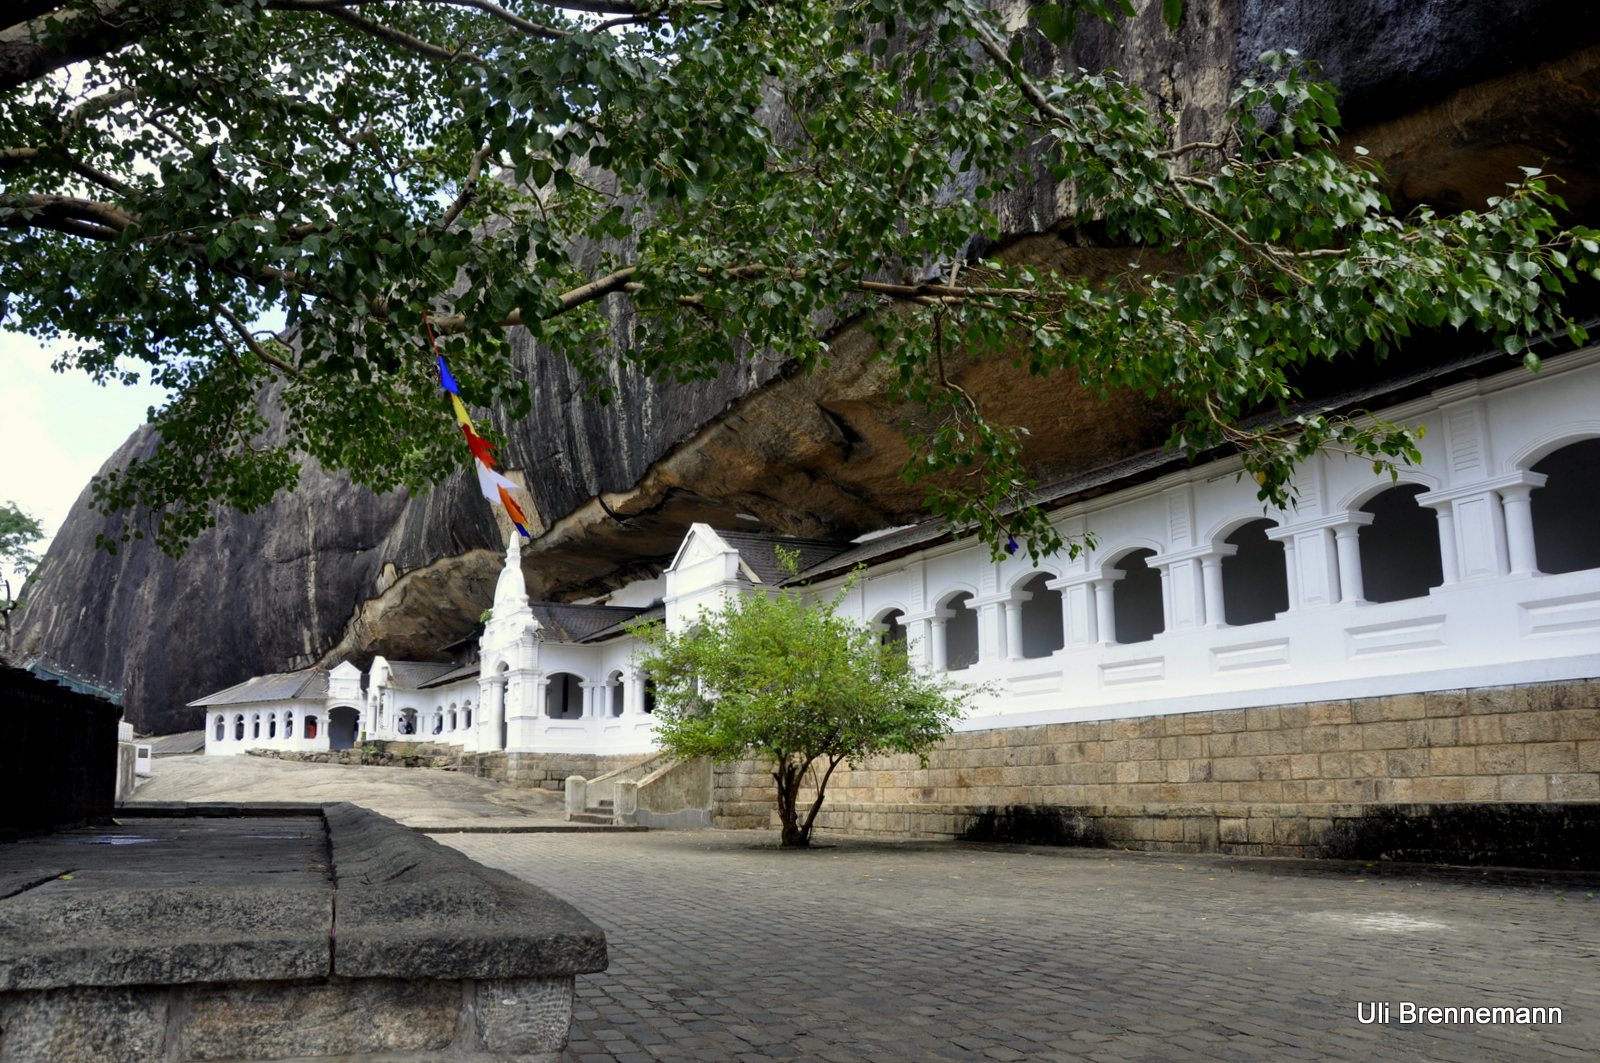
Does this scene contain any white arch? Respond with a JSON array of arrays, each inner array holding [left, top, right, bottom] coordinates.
[[1093, 538, 1164, 575], [871, 603, 909, 623], [934, 585, 978, 609], [1203, 511, 1281, 546], [1336, 471, 1441, 511], [1005, 566, 1060, 593], [1504, 423, 1600, 471]]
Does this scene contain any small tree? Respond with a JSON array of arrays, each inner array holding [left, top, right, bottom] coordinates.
[[0, 501, 45, 639], [631, 558, 971, 848]]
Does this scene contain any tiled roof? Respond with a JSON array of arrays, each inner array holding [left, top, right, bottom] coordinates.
[[187, 667, 328, 706], [715, 531, 853, 584], [582, 602, 664, 643], [530, 602, 656, 643], [417, 662, 481, 688], [383, 661, 461, 690]]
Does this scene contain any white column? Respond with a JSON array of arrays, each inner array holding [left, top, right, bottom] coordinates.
[[1500, 485, 1541, 576], [1434, 504, 1461, 584], [1333, 524, 1365, 604], [1158, 566, 1174, 631], [1003, 600, 1023, 661], [930, 618, 948, 672], [1201, 556, 1227, 628], [1280, 539, 1300, 610], [1093, 578, 1118, 646], [489, 677, 508, 750], [977, 601, 1003, 664]]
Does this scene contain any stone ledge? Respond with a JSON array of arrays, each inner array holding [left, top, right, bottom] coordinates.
[[324, 803, 607, 980], [3, 804, 607, 990], [1, 805, 604, 1061]]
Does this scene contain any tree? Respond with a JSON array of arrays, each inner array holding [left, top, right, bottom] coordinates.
[[630, 558, 971, 847], [0, 500, 45, 637], [4, 1, 1598, 559]]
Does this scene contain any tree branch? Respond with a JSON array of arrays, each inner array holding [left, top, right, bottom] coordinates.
[[428, 266, 638, 331], [427, 0, 568, 40], [437, 141, 498, 229], [268, 0, 486, 64], [211, 302, 303, 378], [0, 193, 138, 240]]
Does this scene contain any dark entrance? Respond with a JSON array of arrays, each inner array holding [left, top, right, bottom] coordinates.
[[328, 705, 360, 750]]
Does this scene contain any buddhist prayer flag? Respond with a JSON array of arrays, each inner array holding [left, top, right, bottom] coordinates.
[[437, 354, 460, 395], [426, 313, 531, 538]]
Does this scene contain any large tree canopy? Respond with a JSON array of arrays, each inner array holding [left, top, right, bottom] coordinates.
[[3, 0, 1597, 558]]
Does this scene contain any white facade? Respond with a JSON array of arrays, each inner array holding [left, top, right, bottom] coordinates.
[[201, 345, 1600, 757], [816, 346, 1600, 732]]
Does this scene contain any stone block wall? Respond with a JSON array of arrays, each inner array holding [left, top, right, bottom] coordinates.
[[0, 976, 572, 1063], [709, 678, 1600, 867], [241, 747, 648, 792]]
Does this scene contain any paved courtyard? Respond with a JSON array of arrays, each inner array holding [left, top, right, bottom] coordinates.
[[443, 830, 1600, 1063]]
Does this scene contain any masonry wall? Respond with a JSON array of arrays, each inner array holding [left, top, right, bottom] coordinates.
[[712, 677, 1600, 868]]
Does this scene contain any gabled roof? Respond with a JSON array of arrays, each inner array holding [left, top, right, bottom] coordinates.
[[383, 661, 461, 690], [529, 602, 656, 643], [187, 667, 328, 706]]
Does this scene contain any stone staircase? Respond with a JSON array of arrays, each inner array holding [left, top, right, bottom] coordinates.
[[568, 798, 615, 825]]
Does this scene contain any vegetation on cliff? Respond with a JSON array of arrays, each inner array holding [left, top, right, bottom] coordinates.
[[3, 0, 1597, 562]]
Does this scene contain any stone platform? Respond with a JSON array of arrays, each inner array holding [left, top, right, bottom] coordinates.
[[0, 803, 607, 1062]]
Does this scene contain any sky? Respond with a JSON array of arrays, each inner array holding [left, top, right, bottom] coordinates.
[[0, 330, 170, 551]]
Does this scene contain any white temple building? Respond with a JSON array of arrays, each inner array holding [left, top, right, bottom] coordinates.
[[197, 344, 1600, 760]]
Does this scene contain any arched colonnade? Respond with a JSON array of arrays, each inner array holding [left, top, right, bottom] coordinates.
[[877, 439, 1600, 671]]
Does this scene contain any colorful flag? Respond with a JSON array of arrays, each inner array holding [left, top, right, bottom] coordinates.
[[437, 354, 460, 395], [427, 312, 531, 538], [477, 464, 532, 538]]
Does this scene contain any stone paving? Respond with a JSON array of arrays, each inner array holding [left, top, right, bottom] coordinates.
[[441, 830, 1600, 1063]]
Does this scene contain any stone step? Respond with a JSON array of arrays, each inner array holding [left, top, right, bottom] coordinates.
[[568, 812, 615, 825]]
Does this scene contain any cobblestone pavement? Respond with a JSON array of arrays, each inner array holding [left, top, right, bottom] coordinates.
[[440, 830, 1600, 1063]]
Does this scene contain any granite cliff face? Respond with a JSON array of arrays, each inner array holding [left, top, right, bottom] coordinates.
[[13, 0, 1600, 734]]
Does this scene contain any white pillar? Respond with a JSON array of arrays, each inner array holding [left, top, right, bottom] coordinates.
[[930, 618, 948, 672], [1333, 525, 1365, 604], [489, 677, 508, 750], [1158, 565, 1174, 631], [1500, 485, 1541, 576], [977, 601, 1003, 664], [1280, 539, 1300, 610], [1093, 578, 1117, 646], [1003, 600, 1023, 661], [1201, 556, 1227, 628], [1434, 504, 1461, 584]]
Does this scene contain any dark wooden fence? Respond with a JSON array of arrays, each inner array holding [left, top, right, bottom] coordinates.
[[1, 666, 120, 833]]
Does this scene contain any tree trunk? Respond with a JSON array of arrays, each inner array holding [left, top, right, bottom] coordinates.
[[773, 758, 810, 847]]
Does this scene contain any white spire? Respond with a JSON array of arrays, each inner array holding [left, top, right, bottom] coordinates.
[[492, 534, 530, 618]]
